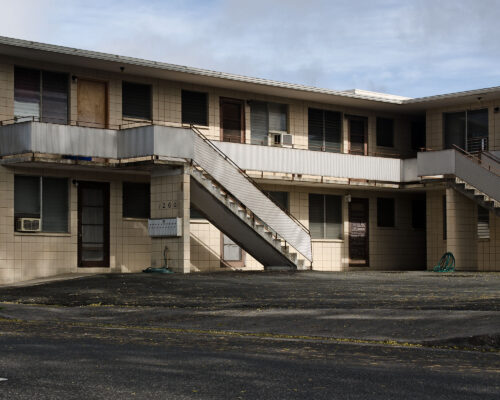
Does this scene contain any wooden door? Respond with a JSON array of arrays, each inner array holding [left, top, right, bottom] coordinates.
[[221, 233, 245, 268], [349, 198, 369, 266], [78, 182, 110, 268], [348, 117, 367, 155], [220, 98, 244, 143], [77, 79, 107, 128]]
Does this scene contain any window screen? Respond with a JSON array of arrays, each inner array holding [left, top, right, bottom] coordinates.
[[182, 90, 208, 126], [14, 175, 40, 217], [308, 108, 341, 152], [376, 118, 394, 147], [377, 198, 395, 227], [42, 71, 69, 124], [14, 67, 69, 123], [122, 81, 151, 120], [268, 103, 287, 132], [14, 175, 69, 232], [42, 177, 68, 232], [123, 182, 150, 219], [309, 194, 342, 239], [477, 206, 490, 239], [250, 101, 269, 145]]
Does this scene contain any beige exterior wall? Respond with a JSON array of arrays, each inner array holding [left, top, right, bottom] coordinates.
[[0, 164, 151, 285], [189, 183, 426, 272], [0, 55, 418, 159], [426, 100, 500, 151]]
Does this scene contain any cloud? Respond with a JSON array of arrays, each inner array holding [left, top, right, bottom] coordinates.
[[0, 0, 499, 97]]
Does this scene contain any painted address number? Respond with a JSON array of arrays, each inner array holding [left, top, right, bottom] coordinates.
[[159, 201, 177, 209]]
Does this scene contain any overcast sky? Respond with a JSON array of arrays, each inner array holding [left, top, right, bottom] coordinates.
[[1, 0, 499, 98]]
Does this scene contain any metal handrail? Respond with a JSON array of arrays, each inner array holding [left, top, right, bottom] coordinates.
[[190, 124, 311, 236], [451, 144, 499, 177]]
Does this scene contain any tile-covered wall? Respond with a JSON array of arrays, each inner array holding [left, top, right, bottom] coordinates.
[[0, 55, 418, 159], [0, 165, 151, 285], [426, 100, 500, 152]]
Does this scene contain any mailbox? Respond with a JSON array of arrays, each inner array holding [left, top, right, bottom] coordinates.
[[148, 218, 182, 237]]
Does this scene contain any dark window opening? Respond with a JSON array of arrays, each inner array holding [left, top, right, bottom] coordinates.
[[308, 108, 341, 152], [14, 67, 69, 124], [122, 81, 151, 120], [411, 120, 426, 151], [444, 109, 488, 153], [376, 117, 394, 147], [377, 197, 395, 227], [122, 182, 150, 219], [266, 191, 289, 212], [182, 90, 208, 126], [309, 194, 342, 239], [411, 196, 426, 229], [443, 195, 447, 240], [14, 175, 68, 232]]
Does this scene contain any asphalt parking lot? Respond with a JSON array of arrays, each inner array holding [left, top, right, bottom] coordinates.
[[0, 271, 499, 399]]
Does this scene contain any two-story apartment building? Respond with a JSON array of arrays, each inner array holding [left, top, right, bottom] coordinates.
[[0, 37, 498, 284]]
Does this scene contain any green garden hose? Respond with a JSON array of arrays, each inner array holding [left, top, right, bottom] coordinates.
[[433, 252, 455, 272]]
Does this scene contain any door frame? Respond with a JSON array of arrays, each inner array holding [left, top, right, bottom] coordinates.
[[219, 97, 245, 143], [348, 197, 369, 267], [220, 232, 245, 268], [77, 78, 109, 128], [347, 115, 368, 155], [77, 181, 110, 268]]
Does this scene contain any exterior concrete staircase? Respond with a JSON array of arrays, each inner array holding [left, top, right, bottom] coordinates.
[[188, 127, 312, 270], [418, 148, 500, 215]]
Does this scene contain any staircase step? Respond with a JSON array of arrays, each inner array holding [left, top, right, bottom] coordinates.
[[289, 252, 298, 263], [281, 245, 290, 255]]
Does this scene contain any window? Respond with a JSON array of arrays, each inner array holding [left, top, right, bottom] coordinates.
[[376, 117, 394, 147], [443, 195, 447, 240], [122, 182, 150, 219], [411, 196, 426, 229], [250, 102, 288, 145], [309, 194, 342, 239], [122, 81, 151, 120], [266, 191, 289, 212], [14, 175, 68, 232], [377, 198, 395, 227], [477, 206, 490, 239], [411, 120, 426, 151], [308, 108, 341, 152], [444, 109, 488, 153], [182, 90, 208, 126], [14, 67, 69, 124], [190, 204, 205, 220]]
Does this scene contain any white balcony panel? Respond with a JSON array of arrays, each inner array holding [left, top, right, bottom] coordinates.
[[214, 142, 414, 183], [0, 122, 117, 158]]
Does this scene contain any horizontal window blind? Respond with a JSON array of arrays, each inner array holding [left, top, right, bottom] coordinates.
[[250, 101, 268, 145], [309, 194, 324, 239], [14, 175, 40, 217], [182, 90, 208, 126], [268, 103, 287, 132], [308, 108, 341, 152], [42, 71, 68, 124], [122, 81, 151, 120], [14, 67, 41, 119], [309, 194, 342, 239], [42, 177, 68, 232], [477, 205, 490, 239]]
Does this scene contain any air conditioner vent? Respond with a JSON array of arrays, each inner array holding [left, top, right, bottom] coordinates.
[[16, 218, 41, 232]]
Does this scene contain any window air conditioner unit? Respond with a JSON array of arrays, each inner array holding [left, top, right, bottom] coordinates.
[[271, 132, 293, 147], [16, 218, 41, 232]]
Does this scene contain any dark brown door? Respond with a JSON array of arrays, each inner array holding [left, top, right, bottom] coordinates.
[[78, 181, 110, 268], [349, 198, 369, 266], [221, 233, 245, 268], [220, 98, 244, 143], [77, 79, 108, 128], [348, 117, 367, 155]]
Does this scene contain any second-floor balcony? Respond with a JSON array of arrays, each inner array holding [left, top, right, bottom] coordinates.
[[0, 119, 420, 184]]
